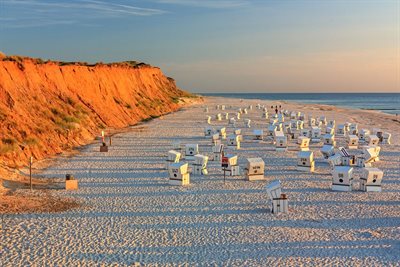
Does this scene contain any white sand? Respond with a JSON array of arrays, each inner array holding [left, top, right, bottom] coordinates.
[[1, 97, 400, 266]]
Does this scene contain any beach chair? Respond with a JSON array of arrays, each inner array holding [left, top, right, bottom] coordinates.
[[323, 134, 336, 146], [366, 135, 379, 146], [360, 168, 383, 192], [327, 119, 335, 128], [301, 128, 310, 138], [212, 133, 221, 146], [166, 150, 181, 170], [278, 113, 284, 123], [206, 116, 212, 125], [217, 127, 227, 140], [349, 123, 358, 135], [204, 126, 214, 137], [298, 136, 310, 151], [309, 117, 316, 127], [297, 151, 315, 172], [321, 144, 335, 159], [266, 180, 288, 214], [253, 129, 264, 140], [363, 146, 381, 163], [311, 126, 321, 142], [382, 132, 391, 144], [184, 144, 199, 160], [234, 129, 243, 142], [227, 134, 240, 149], [372, 128, 383, 141], [245, 158, 265, 181], [337, 124, 347, 136], [298, 120, 304, 130], [290, 120, 299, 131], [319, 116, 327, 125], [193, 154, 209, 175], [268, 124, 277, 137], [224, 154, 240, 176], [331, 166, 353, 191], [347, 135, 359, 149], [168, 162, 190, 186], [359, 129, 370, 142], [212, 144, 224, 162], [327, 153, 342, 168], [275, 131, 287, 151], [338, 147, 355, 166]]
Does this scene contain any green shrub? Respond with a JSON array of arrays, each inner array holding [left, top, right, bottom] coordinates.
[[0, 109, 6, 121], [24, 137, 39, 146], [50, 107, 61, 116], [62, 115, 80, 123], [0, 138, 18, 154], [0, 144, 17, 154], [66, 97, 76, 106], [2, 138, 17, 145]]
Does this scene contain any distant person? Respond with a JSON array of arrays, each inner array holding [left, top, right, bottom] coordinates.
[[275, 107, 278, 114]]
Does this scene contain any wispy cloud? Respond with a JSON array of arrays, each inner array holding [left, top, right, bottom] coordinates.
[[156, 0, 249, 9], [0, 0, 166, 28]]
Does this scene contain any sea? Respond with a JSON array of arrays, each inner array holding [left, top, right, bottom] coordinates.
[[201, 93, 400, 115]]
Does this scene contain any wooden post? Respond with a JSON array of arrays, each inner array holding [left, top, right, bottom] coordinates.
[[223, 168, 226, 184], [109, 136, 112, 146], [221, 156, 228, 184], [29, 156, 33, 191]]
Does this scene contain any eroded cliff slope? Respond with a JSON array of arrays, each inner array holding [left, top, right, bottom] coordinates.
[[0, 55, 193, 168]]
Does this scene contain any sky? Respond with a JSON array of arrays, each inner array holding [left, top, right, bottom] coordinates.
[[0, 0, 399, 93]]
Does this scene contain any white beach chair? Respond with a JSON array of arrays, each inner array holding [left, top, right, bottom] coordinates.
[[297, 151, 315, 172], [331, 166, 353, 191], [245, 158, 265, 181]]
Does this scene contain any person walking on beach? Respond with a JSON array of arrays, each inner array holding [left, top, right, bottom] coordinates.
[[275, 106, 278, 115]]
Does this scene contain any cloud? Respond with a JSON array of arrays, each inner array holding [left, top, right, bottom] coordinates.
[[0, 0, 166, 28], [156, 0, 249, 9]]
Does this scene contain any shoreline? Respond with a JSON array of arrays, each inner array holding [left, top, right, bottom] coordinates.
[[200, 93, 400, 116]]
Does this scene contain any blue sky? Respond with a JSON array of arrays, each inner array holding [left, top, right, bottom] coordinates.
[[0, 0, 398, 93]]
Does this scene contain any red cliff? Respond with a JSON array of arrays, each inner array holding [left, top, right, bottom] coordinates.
[[0, 55, 194, 168]]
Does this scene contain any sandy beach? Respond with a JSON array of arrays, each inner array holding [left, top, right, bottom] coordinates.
[[1, 97, 399, 266]]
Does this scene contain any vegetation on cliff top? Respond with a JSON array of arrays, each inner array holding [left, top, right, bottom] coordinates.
[[1, 54, 152, 69]]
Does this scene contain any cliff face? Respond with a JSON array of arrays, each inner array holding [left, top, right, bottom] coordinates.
[[0, 57, 192, 168]]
